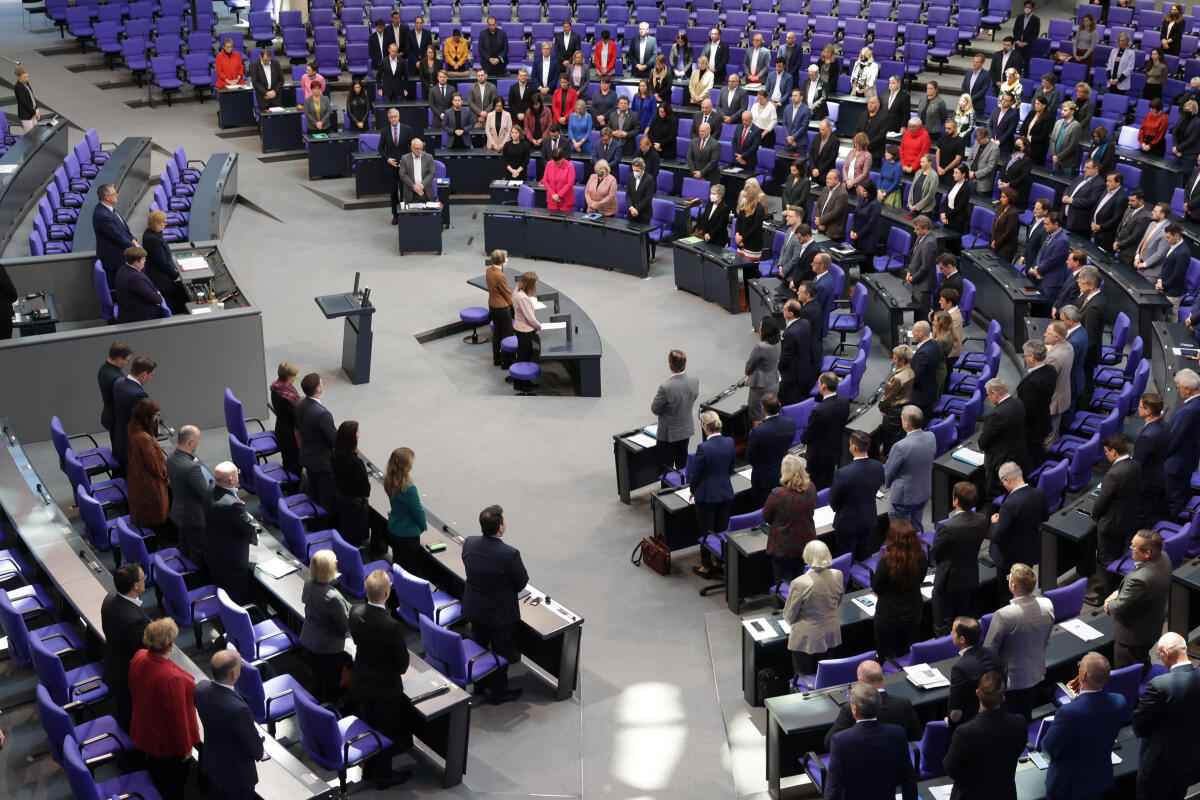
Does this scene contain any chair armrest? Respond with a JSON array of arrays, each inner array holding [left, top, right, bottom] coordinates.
[[264, 687, 296, 719], [433, 599, 462, 625], [240, 602, 268, 623], [467, 648, 501, 679], [187, 158, 205, 168], [801, 751, 827, 785], [253, 628, 294, 651], [245, 416, 268, 433], [80, 729, 126, 751], [190, 593, 218, 616], [251, 657, 278, 678], [344, 729, 385, 765], [70, 675, 106, 696], [67, 431, 101, 449]]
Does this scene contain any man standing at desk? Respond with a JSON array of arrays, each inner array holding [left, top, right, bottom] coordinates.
[[93, 184, 137, 287], [204, 461, 258, 605], [802, 373, 849, 491], [983, 562, 1055, 721], [650, 349, 700, 479], [296, 373, 337, 514], [379, 108, 412, 224], [377, 43, 407, 102], [987, 462, 1046, 588], [930, 483, 988, 636], [1105, 529, 1170, 670], [1132, 632, 1200, 800], [824, 683, 918, 800], [830, 431, 885, 560], [194, 650, 264, 800], [463, 505, 528, 705], [1042, 652, 1127, 798], [101, 562, 149, 729], [477, 16, 509, 77], [98, 341, 132, 448], [112, 355, 155, 471], [823, 660, 921, 750], [779, 299, 817, 405], [399, 138, 437, 205], [115, 246, 166, 325], [905, 216, 939, 313], [249, 48, 282, 112], [1091, 434, 1143, 602], [943, 670, 1028, 800], [883, 406, 936, 528], [167, 426, 210, 574], [746, 393, 795, 508], [1165, 368, 1200, 519]]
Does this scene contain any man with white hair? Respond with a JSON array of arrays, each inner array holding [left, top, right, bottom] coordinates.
[[627, 22, 657, 78], [799, 64, 827, 118], [1133, 631, 1200, 800], [987, 463, 1047, 593], [1165, 368, 1200, 517], [203, 460, 259, 604]]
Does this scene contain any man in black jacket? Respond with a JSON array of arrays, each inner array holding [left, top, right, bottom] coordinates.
[[943, 670, 1028, 800], [462, 505, 528, 705], [988, 462, 1048, 587], [1091, 434, 1144, 600], [1132, 631, 1200, 800], [625, 158, 654, 223], [1016, 340, 1058, 469], [194, 650, 264, 800], [1076, 266, 1107, 399], [746, 393, 796, 507], [348, 569, 413, 790], [1113, 189, 1151, 265], [802, 373, 849, 491], [1091, 172, 1128, 251], [947, 616, 1003, 728], [909, 321, 941, 424], [823, 659, 921, 750], [931, 483, 988, 636], [295, 373, 337, 514], [101, 563, 149, 728], [979, 378, 1027, 502], [1133, 393, 1169, 525], [248, 48, 283, 113], [855, 96, 889, 163], [379, 108, 412, 224], [112, 355, 155, 471], [778, 300, 817, 405], [830, 431, 885, 559], [98, 341, 131, 448], [203, 462, 259, 604]]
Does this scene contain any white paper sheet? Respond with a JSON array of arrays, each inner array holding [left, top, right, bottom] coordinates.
[[928, 785, 953, 800], [541, 321, 567, 331], [813, 505, 835, 529], [177, 256, 209, 272], [626, 432, 658, 449], [743, 618, 777, 642], [951, 447, 985, 466], [675, 486, 694, 504], [1060, 618, 1103, 641], [256, 556, 297, 580]]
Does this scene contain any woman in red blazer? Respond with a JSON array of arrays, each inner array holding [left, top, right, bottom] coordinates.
[[593, 30, 618, 76], [129, 618, 200, 797], [551, 74, 578, 127], [541, 148, 576, 211], [214, 38, 245, 88]]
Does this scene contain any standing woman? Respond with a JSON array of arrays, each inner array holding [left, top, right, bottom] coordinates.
[[501, 126, 532, 180], [1139, 97, 1169, 156], [649, 102, 679, 158], [781, 161, 810, 217], [541, 147, 575, 211], [417, 45, 440, 97], [214, 38, 245, 88], [763, 454, 818, 588], [567, 50, 590, 95], [512, 271, 542, 391], [1067, 14, 1097, 67], [933, 310, 955, 392], [992, 187, 1021, 263], [567, 99, 593, 155], [485, 97, 512, 152], [1161, 4, 1185, 56], [1143, 49, 1168, 101], [878, 146, 903, 208], [384, 446, 427, 575], [871, 520, 928, 659], [346, 78, 372, 131], [584, 160, 618, 215], [670, 31, 693, 82], [908, 154, 939, 216], [128, 619, 200, 798], [751, 90, 778, 147], [817, 44, 840, 91], [842, 132, 872, 190], [13, 66, 39, 132], [270, 362, 302, 478], [300, 549, 351, 704], [523, 93, 552, 147], [1106, 32, 1135, 94], [939, 164, 971, 234], [743, 316, 781, 424], [486, 249, 514, 368], [650, 54, 673, 104], [877, 345, 915, 456], [1172, 101, 1200, 161], [142, 210, 187, 314], [691, 411, 736, 580], [953, 94, 975, 137], [850, 179, 883, 255], [1019, 96, 1052, 164], [127, 398, 171, 539], [330, 420, 370, 548], [734, 177, 767, 261], [689, 56, 714, 105], [782, 540, 844, 677], [632, 79, 657, 135], [849, 47, 879, 98]]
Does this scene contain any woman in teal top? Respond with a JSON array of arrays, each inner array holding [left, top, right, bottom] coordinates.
[[385, 446, 426, 575]]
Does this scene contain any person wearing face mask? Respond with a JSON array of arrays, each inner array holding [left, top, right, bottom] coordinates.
[[996, 135, 1032, 208], [850, 47, 879, 98], [1012, 1, 1040, 57], [626, 158, 655, 222], [692, 184, 731, 247]]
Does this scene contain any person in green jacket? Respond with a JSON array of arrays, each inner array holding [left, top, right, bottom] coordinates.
[[385, 446, 426, 575]]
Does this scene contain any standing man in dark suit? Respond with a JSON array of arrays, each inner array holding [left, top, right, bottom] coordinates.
[[1133, 631, 1200, 800], [1076, 267, 1107, 399], [909, 323, 941, 423], [778, 300, 817, 405], [1012, 1, 1040, 59], [553, 21, 580, 68], [98, 341, 131, 448], [1112, 189, 1150, 265], [463, 505, 528, 704], [808, 120, 839, 180], [1062, 160, 1104, 235], [348, 569, 414, 789], [1165, 369, 1200, 517], [692, 411, 737, 578], [101, 562, 149, 729], [931, 483, 988, 636], [988, 462, 1048, 582], [905, 216, 940, 313], [625, 157, 655, 223], [1091, 172, 1128, 252], [477, 17, 509, 76], [377, 43, 408, 102], [1043, 652, 1128, 800], [799, 65, 827, 119], [979, 378, 1027, 503], [699, 28, 729, 83], [1028, 212, 1070, 304], [1016, 340, 1057, 469], [947, 617, 1003, 727], [405, 16, 432, 73], [692, 99, 723, 141], [1017, 197, 1050, 268], [802, 373, 849, 491], [1133, 393, 1169, 525], [796, 278, 825, 343], [204, 462, 259, 605], [114, 247, 166, 325], [111, 356, 155, 471], [943, 671, 1028, 800], [368, 19, 388, 72], [716, 73, 748, 125], [687, 122, 722, 185], [823, 660, 921, 749], [824, 683, 918, 800], [248, 48, 283, 111], [990, 38, 1024, 92], [731, 110, 762, 169], [1156, 224, 1191, 321], [1091, 434, 1144, 601], [194, 650, 264, 800], [961, 53, 991, 110], [989, 92, 1021, 156], [382, 11, 408, 65], [650, 349, 700, 479], [746, 393, 796, 508], [92, 184, 136, 287], [610, 96, 641, 156], [166, 426, 209, 573], [1105, 529, 1171, 669], [881, 76, 910, 134], [379, 108, 412, 224], [830, 431, 885, 559], [295, 373, 337, 514]]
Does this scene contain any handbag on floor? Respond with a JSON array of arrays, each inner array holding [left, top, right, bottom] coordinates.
[[632, 536, 671, 576]]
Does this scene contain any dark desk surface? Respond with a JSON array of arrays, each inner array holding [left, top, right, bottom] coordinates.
[[1150, 321, 1197, 417], [483, 203, 657, 235], [467, 266, 602, 361], [962, 248, 1046, 302], [0, 118, 68, 252], [1115, 145, 1194, 174], [1066, 233, 1173, 309], [881, 204, 963, 248]]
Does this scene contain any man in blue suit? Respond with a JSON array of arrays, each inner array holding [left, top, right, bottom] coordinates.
[[1134, 393, 1169, 525], [1156, 224, 1191, 321], [908, 322, 941, 424], [111, 356, 155, 470], [1133, 632, 1200, 800], [1062, 160, 1106, 236], [883, 406, 937, 529], [114, 247, 166, 325], [732, 110, 763, 169], [780, 90, 811, 155], [1042, 652, 1128, 800], [194, 650, 263, 800], [831, 431, 885, 559], [92, 183, 137, 288], [961, 53, 990, 111], [1019, 198, 1051, 269], [1029, 211, 1070, 303], [809, 258, 836, 337], [746, 393, 796, 508], [764, 59, 793, 108], [824, 682, 918, 800], [1165, 368, 1200, 517], [593, 128, 623, 170], [692, 411, 737, 578], [1062, 306, 1088, 410]]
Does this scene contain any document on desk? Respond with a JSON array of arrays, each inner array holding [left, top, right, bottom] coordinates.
[[1060, 617, 1104, 642], [177, 256, 210, 273], [256, 556, 298, 580], [643, 424, 658, 437], [736, 466, 752, 479], [904, 663, 950, 690], [951, 447, 985, 467], [851, 593, 878, 617], [674, 486, 695, 504], [541, 321, 567, 331], [813, 505, 835, 529], [627, 432, 658, 449], [927, 785, 954, 800], [268, 106, 285, 112], [743, 617, 781, 642], [0, 164, 18, 175], [532, 299, 547, 309]]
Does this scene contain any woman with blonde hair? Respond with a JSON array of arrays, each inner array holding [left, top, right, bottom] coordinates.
[[782, 539, 843, 676], [585, 160, 618, 216], [849, 47, 878, 97], [998, 68, 1022, 97], [878, 344, 915, 456], [385, 447, 426, 574], [953, 94, 975, 138], [763, 453, 818, 588], [301, 549, 351, 703], [689, 55, 714, 104], [932, 310, 955, 392], [734, 177, 767, 261], [13, 65, 39, 132]]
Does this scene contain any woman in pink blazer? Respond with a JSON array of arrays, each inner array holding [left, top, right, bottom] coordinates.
[[842, 132, 873, 190], [542, 147, 576, 211], [584, 160, 618, 215]]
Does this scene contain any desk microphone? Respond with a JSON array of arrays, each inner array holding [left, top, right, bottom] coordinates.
[[35, 483, 52, 505], [2, 426, 15, 445]]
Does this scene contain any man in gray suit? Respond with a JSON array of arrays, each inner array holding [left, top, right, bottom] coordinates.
[[467, 68, 499, 129], [716, 73, 748, 125], [813, 169, 849, 241], [295, 372, 337, 513], [1049, 100, 1082, 178], [650, 349, 700, 478], [1105, 529, 1171, 670], [398, 138, 437, 203], [687, 122, 721, 185], [204, 461, 260, 605], [1134, 201, 1171, 279], [166, 426, 210, 571], [883, 406, 937, 528], [906, 216, 941, 311], [967, 128, 1000, 194], [983, 562, 1055, 720], [1112, 190, 1150, 266]]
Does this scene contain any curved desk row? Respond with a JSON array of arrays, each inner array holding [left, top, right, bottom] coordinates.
[[71, 136, 151, 253], [1066, 232, 1174, 347], [0, 118, 68, 254], [187, 153, 239, 241], [961, 247, 1049, 349], [467, 267, 603, 396], [0, 419, 334, 800], [482, 205, 654, 278]]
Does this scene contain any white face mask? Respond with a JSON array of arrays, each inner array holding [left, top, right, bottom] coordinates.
[[1024, 8, 1032, 15], [709, 194, 719, 202]]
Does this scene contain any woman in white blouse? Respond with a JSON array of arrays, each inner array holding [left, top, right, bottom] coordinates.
[[850, 47, 879, 98], [750, 89, 778, 147], [1107, 32, 1135, 94]]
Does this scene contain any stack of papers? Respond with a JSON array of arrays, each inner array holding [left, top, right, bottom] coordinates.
[[904, 663, 950, 689], [951, 447, 985, 466], [813, 505, 835, 529], [177, 256, 209, 273], [541, 321, 567, 331], [256, 556, 298, 580], [1060, 618, 1104, 641], [626, 432, 658, 449], [736, 466, 753, 479], [674, 486, 694, 504], [742, 618, 782, 642], [851, 593, 878, 617]]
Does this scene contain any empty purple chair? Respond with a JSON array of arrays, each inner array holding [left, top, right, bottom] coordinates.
[[1044, 577, 1087, 623], [30, 634, 110, 710], [0, 587, 82, 668], [330, 531, 389, 598], [151, 55, 184, 104], [419, 614, 509, 690], [795, 649, 878, 691], [154, 556, 219, 650], [278, 502, 334, 564], [253, 464, 324, 527], [294, 688, 391, 794], [392, 563, 463, 628], [61, 734, 163, 800], [224, 388, 280, 461], [36, 683, 133, 767], [217, 588, 301, 662], [235, 657, 306, 735], [50, 415, 116, 476]]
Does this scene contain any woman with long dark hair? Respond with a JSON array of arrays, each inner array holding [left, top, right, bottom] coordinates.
[[127, 397, 170, 538], [346, 78, 371, 131], [871, 520, 928, 659], [385, 446, 426, 575], [331, 420, 370, 548]]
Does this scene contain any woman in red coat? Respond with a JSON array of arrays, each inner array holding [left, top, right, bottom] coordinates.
[[541, 147, 576, 211], [214, 38, 245, 89], [126, 398, 170, 536], [129, 618, 200, 797]]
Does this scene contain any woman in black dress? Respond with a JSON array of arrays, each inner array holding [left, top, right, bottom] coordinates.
[[345, 78, 371, 131], [330, 420, 370, 548], [501, 126, 532, 180], [1019, 96, 1052, 165], [871, 520, 928, 659], [141, 210, 187, 314], [648, 102, 679, 159]]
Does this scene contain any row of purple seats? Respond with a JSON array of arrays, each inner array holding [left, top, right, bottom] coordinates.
[[30, 129, 111, 256]]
